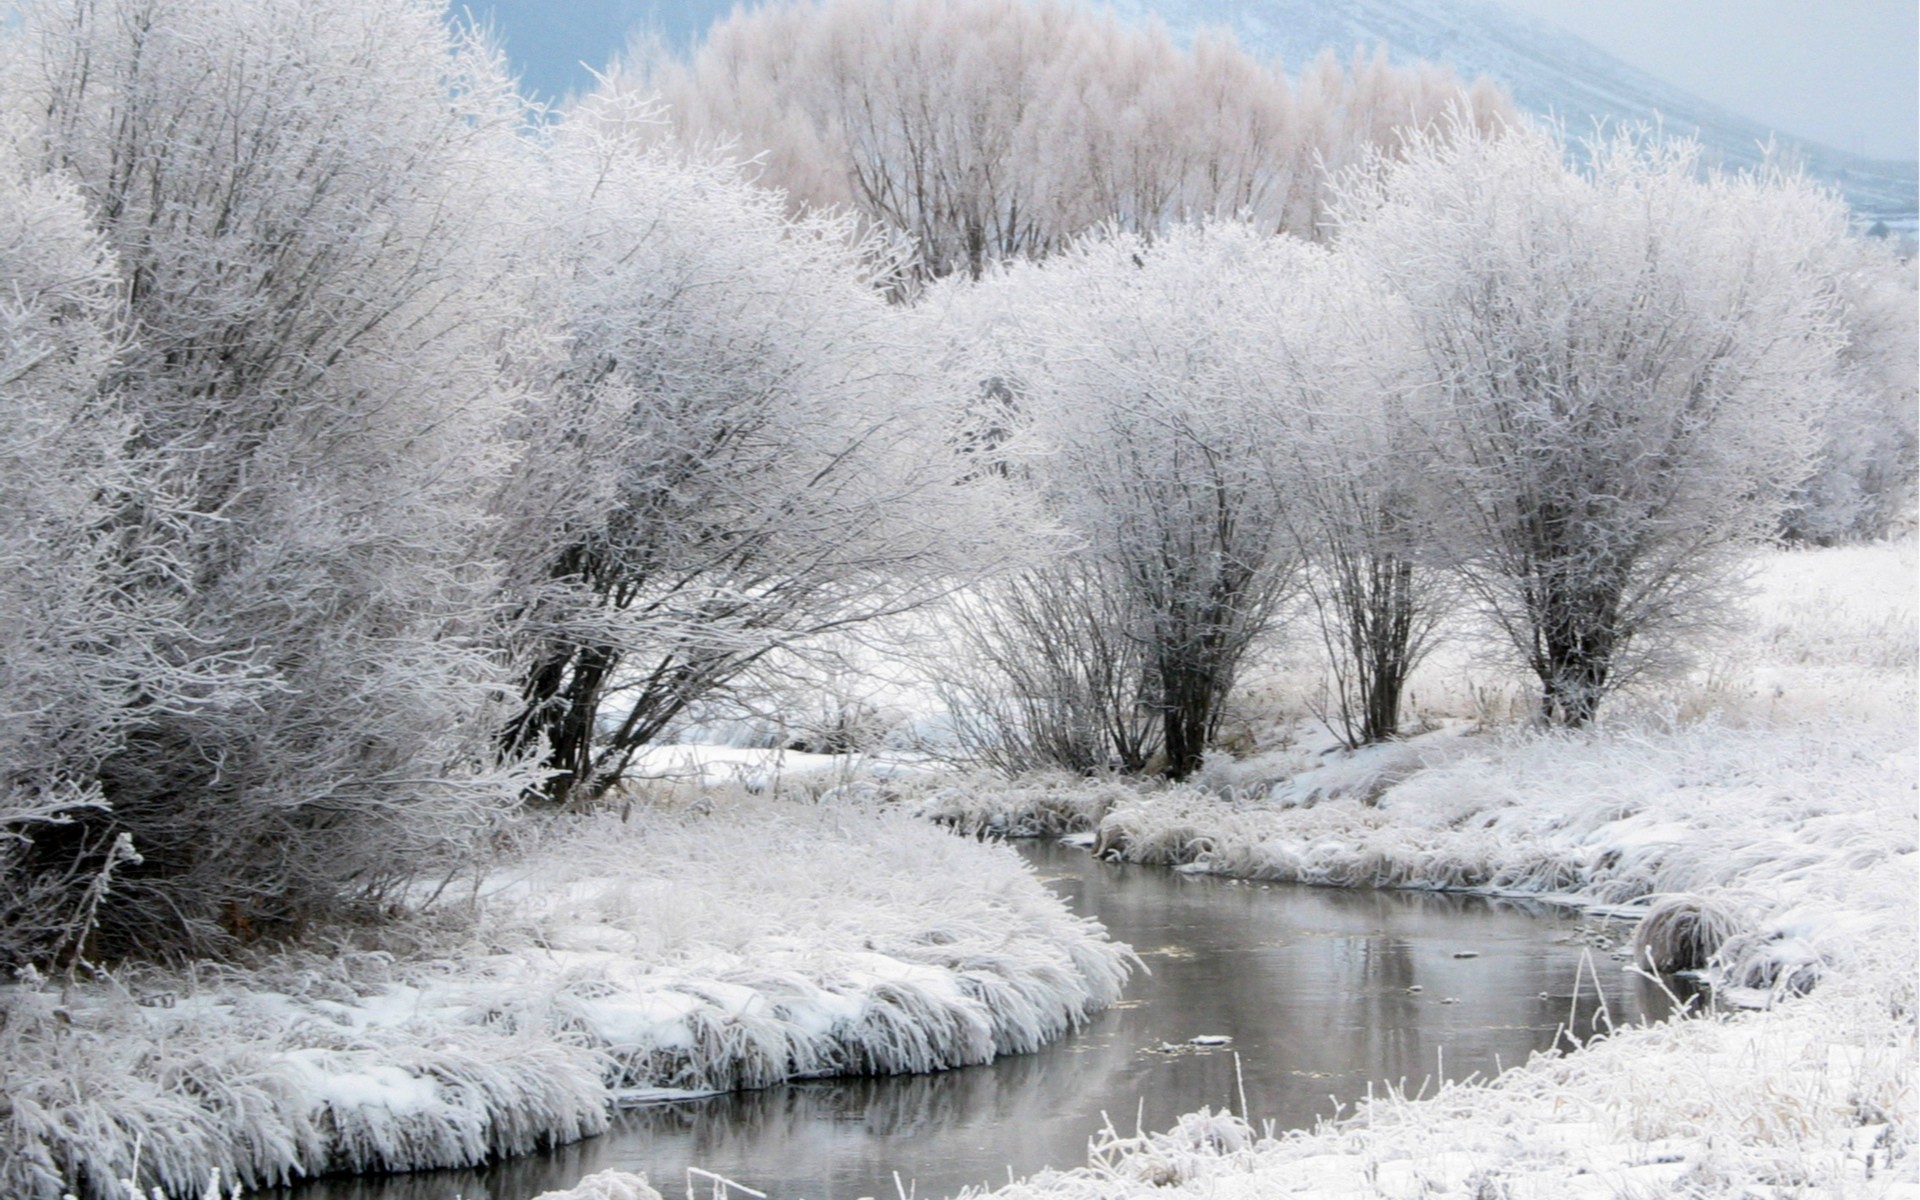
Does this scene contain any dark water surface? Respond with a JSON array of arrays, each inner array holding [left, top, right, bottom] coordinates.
[[280, 839, 1676, 1200]]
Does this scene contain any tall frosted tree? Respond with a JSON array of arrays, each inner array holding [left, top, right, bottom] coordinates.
[[0, 0, 537, 956], [1337, 124, 1848, 726], [952, 224, 1308, 779], [1260, 251, 1452, 747], [498, 108, 998, 807]]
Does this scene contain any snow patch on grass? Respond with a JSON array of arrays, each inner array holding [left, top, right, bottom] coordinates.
[[1, 799, 1133, 1199]]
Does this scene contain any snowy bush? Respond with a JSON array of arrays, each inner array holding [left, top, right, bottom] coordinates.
[[941, 224, 1318, 779], [0, 141, 156, 966], [497, 103, 1003, 808], [1338, 122, 1851, 726], [0, 0, 537, 957], [912, 773, 1148, 838]]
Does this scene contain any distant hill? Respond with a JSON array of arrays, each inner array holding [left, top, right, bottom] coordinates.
[[468, 0, 1918, 221], [1110, 0, 1918, 221]]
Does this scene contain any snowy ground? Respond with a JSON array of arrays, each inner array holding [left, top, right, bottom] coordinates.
[[549, 535, 1915, 1200], [0, 800, 1132, 1200], [12, 537, 1913, 1200], [899, 536, 1918, 1197]]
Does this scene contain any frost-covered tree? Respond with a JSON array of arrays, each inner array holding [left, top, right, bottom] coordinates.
[[0, 151, 155, 965], [499, 109, 995, 807], [1263, 252, 1451, 747], [605, 0, 1513, 282], [953, 224, 1307, 778], [0, 0, 537, 955], [1338, 125, 1848, 726], [1782, 240, 1918, 543], [936, 558, 1162, 776]]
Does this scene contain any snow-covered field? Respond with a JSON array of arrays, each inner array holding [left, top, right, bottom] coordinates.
[[0, 801, 1132, 1199], [893, 536, 1918, 1197], [9, 536, 1912, 1200], [547, 536, 1915, 1200]]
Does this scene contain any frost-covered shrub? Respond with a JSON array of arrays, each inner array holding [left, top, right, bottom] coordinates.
[[940, 225, 1317, 779], [497, 104, 994, 808], [0, 0, 536, 957], [0, 142, 150, 966], [1783, 239, 1919, 544], [913, 774, 1146, 837], [1339, 123, 1850, 726]]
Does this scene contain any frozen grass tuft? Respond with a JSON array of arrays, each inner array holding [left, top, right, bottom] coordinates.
[[910, 772, 1148, 837], [4, 798, 1132, 1199], [1631, 893, 1748, 973]]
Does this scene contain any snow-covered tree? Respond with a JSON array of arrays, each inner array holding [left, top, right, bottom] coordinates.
[[953, 224, 1308, 779], [0, 0, 537, 955], [0, 150, 152, 965], [606, 0, 1514, 282], [1337, 124, 1848, 726], [499, 109, 997, 806], [1782, 240, 1918, 543], [1262, 251, 1452, 746]]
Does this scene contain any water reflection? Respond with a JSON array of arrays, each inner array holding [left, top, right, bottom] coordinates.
[[276, 841, 1677, 1200]]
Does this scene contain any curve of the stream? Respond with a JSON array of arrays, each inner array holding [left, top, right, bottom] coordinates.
[[275, 838, 1682, 1200]]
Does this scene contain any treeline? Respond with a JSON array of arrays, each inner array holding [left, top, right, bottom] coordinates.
[[0, 0, 1910, 968], [0, 0, 991, 966], [611, 0, 1515, 280], [935, 128, 1914, 778]]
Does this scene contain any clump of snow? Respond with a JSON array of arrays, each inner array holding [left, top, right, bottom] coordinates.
[[2, 798, 1133, 1200], [532, 1170, 663, 1200]]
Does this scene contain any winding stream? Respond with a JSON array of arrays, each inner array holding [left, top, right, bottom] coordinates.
[[277, 839, 1680, 1200]]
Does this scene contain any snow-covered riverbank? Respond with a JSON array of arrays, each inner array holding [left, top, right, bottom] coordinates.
[[0, 801, 1132, 1199], [990, 721, 1915, 1196], [910, 537, 1917, 1197]]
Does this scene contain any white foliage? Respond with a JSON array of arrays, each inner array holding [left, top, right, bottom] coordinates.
[[608, 0, 1515, 281], [1785, 239, 1920, 542], [0, 139, 147, 958], [0, 0, 539, 954], [499, 105, 1007, 804], [942, 223, 1322, 777], [1336, 122, 1852, 724]]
